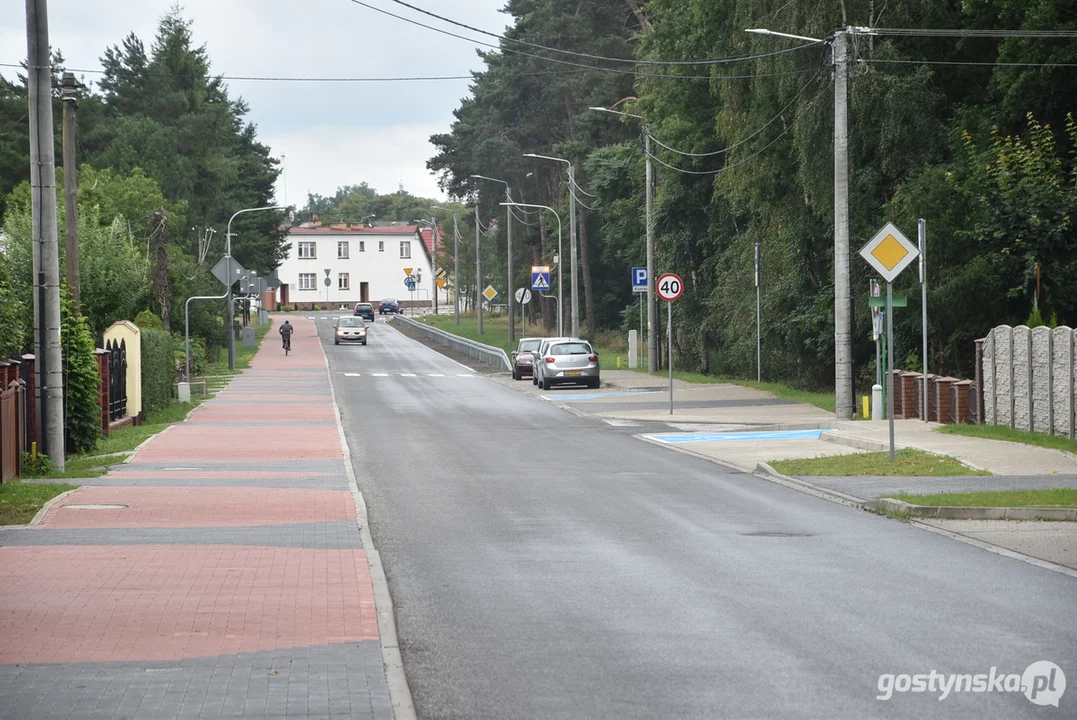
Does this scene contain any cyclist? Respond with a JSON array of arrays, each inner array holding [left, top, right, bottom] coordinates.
[[279, 320, 294, 351]]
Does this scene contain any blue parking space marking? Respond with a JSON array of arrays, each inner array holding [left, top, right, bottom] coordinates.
[[645, 429, 824, 444], [541, 391, 663, 402]]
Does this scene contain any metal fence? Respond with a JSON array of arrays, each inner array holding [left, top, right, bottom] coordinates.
[[105, 338, 128, 421], [392, 315, 511, 371]]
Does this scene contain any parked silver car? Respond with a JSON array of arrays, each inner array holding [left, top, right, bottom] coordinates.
[[532, 337, 573, 386], [534, 339, 600, 390]]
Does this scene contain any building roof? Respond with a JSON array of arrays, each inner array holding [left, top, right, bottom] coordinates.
[[419, 228, 437, 256], [289, 225, 419, 235]]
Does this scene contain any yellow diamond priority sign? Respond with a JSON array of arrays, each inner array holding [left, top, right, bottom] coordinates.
[[860, 222, 919, 283], [482, 285, 498, 302]]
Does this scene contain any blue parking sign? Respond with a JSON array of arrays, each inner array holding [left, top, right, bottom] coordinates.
[[632, 267, 648, 293]]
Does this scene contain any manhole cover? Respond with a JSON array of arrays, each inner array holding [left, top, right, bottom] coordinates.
[[63, 504, 128, 510], [740, 531, 813, 538]]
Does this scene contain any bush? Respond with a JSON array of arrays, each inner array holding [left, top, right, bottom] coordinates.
[[134, 309, 164, 330], [140, 327, 174, 414], [173, 335, 206, 376], [62, 288, 101, 454]]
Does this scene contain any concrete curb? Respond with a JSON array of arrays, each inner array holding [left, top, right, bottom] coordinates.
[[868, 497, 1077, 522], [753, 462, 870, 510], [317, 320, 417, 720], [126, 423, 174, 464]]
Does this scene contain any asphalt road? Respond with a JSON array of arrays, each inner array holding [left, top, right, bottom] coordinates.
[[315, 316, 1077, 720]]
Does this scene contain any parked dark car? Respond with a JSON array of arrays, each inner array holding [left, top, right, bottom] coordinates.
[[511, 337, 543, 381], [353, 302, 375, 321], [379, 298, 401, 314]]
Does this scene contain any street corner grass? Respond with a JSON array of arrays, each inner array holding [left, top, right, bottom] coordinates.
[[0, 480, 78, 525], [890, 488, 1077, 509], [937, 424, 1077, 455], [771, 448, 990, 477], [25, 453, 130, 481]]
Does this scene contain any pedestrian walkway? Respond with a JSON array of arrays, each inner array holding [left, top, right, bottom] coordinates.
[[0, 316, 396, 719]]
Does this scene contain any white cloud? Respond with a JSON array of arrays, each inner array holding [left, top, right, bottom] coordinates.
[[265, 122, 450, 206], [2, 0, 508, 199]]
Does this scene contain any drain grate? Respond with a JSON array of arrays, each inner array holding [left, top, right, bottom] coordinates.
[[63, 504, 128, 510]]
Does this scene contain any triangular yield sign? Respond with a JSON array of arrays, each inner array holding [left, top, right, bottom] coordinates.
[[403, 267, 413, 276]]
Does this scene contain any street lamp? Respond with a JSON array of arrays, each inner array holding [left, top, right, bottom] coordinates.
[[431, 205, 460, 325], [522, 153, 579, 337], [470, 174, 516, 343], [501, 201, 562, 336], [588, 105, 655, 373], [226, 205, 287, 370]]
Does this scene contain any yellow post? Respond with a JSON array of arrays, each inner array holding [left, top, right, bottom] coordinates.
[[861, 395, 869, 419], [617, 356, 623, 369], [31, 441, 37, 459]]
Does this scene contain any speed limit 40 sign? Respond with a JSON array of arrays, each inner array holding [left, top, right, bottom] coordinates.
[[656, 273, 684, 302]]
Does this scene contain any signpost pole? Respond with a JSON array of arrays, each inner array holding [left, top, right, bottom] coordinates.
[[755, 243, 761, 383], [919, 218, 928, 423], [887, 281, 895, 461], [668, 300, 674, 415]]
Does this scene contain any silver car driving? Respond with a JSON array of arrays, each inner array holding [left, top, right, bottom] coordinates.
[[534, 339, 600, 390]]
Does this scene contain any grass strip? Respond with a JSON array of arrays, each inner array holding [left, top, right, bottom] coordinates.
[[890, 488, 1077, 508], [937, 424, 1077, 455], [771, 448, 989, 477], [0, 481, 77, 525]]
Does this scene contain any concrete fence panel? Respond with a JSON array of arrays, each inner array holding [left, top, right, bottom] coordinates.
[[982, 324, 1076, 437], [1030, 326, 1052, 434]]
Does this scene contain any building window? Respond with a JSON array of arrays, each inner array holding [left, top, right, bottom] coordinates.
[[298, 273, 317, 290], [338, 272, 350, 291], [298, 241, 316, 259], [359, 241, 365, 252], [378, 241, 384, 252], [399, 241, 411, 259], [337, 241, 349, 259]]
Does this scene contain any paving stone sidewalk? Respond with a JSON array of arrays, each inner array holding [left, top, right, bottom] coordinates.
[[0, 316, 393, 719]]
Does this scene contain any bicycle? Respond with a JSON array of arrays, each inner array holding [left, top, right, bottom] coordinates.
[[282, 336, 291, 356]]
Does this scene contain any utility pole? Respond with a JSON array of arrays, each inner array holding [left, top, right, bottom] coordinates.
[[475, 205, 483, 334], [506, 186, 515, 344], [645, 131, 656, 373], [26, 0, 65, 468], [832, 28, 853, 420], [453, 215, 460, 325], [62, 71, 79, 303], [567, 163, 579, 337], [431, 219, 439, 315]]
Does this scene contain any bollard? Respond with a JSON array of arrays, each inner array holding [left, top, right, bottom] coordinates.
[[628, 329, 638, 369], [872, 384, 884, 421], [862, 395, 870, 419], [178, 382, 191, 403]]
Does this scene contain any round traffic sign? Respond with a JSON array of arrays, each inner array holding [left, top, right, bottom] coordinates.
[[656, 273, 684, 302], [323, 277, 332, 287], [514, 288, 532, 304]]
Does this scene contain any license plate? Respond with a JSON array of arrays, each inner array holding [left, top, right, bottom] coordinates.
[[566, 370, 583, 376]]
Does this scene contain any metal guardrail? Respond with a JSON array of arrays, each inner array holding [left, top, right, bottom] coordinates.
[[392, 315, 512, 371]]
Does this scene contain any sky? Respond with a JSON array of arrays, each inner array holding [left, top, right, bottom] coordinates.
[[1, 0, 511, 204]]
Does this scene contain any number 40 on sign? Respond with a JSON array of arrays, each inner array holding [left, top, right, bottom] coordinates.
[[656, 273, 683, 302]]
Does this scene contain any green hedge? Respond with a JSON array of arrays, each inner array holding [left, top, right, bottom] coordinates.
[[140, 327, 174, 414], [62, 289, 101, 454]]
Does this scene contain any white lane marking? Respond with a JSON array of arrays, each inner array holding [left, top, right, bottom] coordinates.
[[400, 373, 417, 377], [320, 316, 329, 319], [428, 373, 445, 377], [344, 372, 361, 377], [371, 373, 389, 377], [603, 419, 641, 427], [457, 373, 475, 377]]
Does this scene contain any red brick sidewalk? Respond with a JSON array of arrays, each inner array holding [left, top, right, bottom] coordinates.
[[0, 316, 394, 719]]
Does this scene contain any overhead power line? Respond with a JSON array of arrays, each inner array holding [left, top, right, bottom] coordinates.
[[649, 68, 824, 158], [646, 78, 829, 176], [864, 28, 1077, 38], [346, 0, 822, 81], [860, 58, 1077, 68], [384, 0, 824, 66]]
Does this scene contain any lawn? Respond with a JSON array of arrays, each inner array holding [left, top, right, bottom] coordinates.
[[22, 453, 130, 481], [937, 424, 1077, 455], [0, 480, 78, 525], [890, 488, 1077, 508], [771, 448, 989, 477]]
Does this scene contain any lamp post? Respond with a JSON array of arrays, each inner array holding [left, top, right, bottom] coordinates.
[[431, 205, 459, 325], [226, 205, 286, 370], [522, 153, 579, 337], [588, 106, 654, 372], [470, 174, 515, 343], [414, 217, 440, 314], [501, 201, 562, 336]]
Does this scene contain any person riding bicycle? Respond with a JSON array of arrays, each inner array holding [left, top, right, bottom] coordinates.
[[279, 320, 294, 350]]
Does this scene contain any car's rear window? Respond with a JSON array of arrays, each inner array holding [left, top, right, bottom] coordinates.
[[519, 340, 541, 352], [550, 342, 592, 356], [355, 304, 372, 311]]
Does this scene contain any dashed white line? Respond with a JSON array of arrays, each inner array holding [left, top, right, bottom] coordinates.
[[400, 373, 417, 377], [344, 372, 361, 377], [457, 373, 475, 377], [428, 373, 445, 377], [371, 373, 389, 377]]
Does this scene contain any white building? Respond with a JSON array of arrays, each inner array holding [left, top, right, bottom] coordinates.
[[276, 222, 443, 310]]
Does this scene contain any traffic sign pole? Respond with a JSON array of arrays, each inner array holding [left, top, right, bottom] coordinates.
[[656, 272, 684, 415], [887, 280, 895, 461], [668, 300, 674, 415], [755, 243, 761, 383]]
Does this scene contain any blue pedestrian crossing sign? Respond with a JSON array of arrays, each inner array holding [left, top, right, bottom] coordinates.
[[531, 266, 551, 291], [632, 267, 648, 294]]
